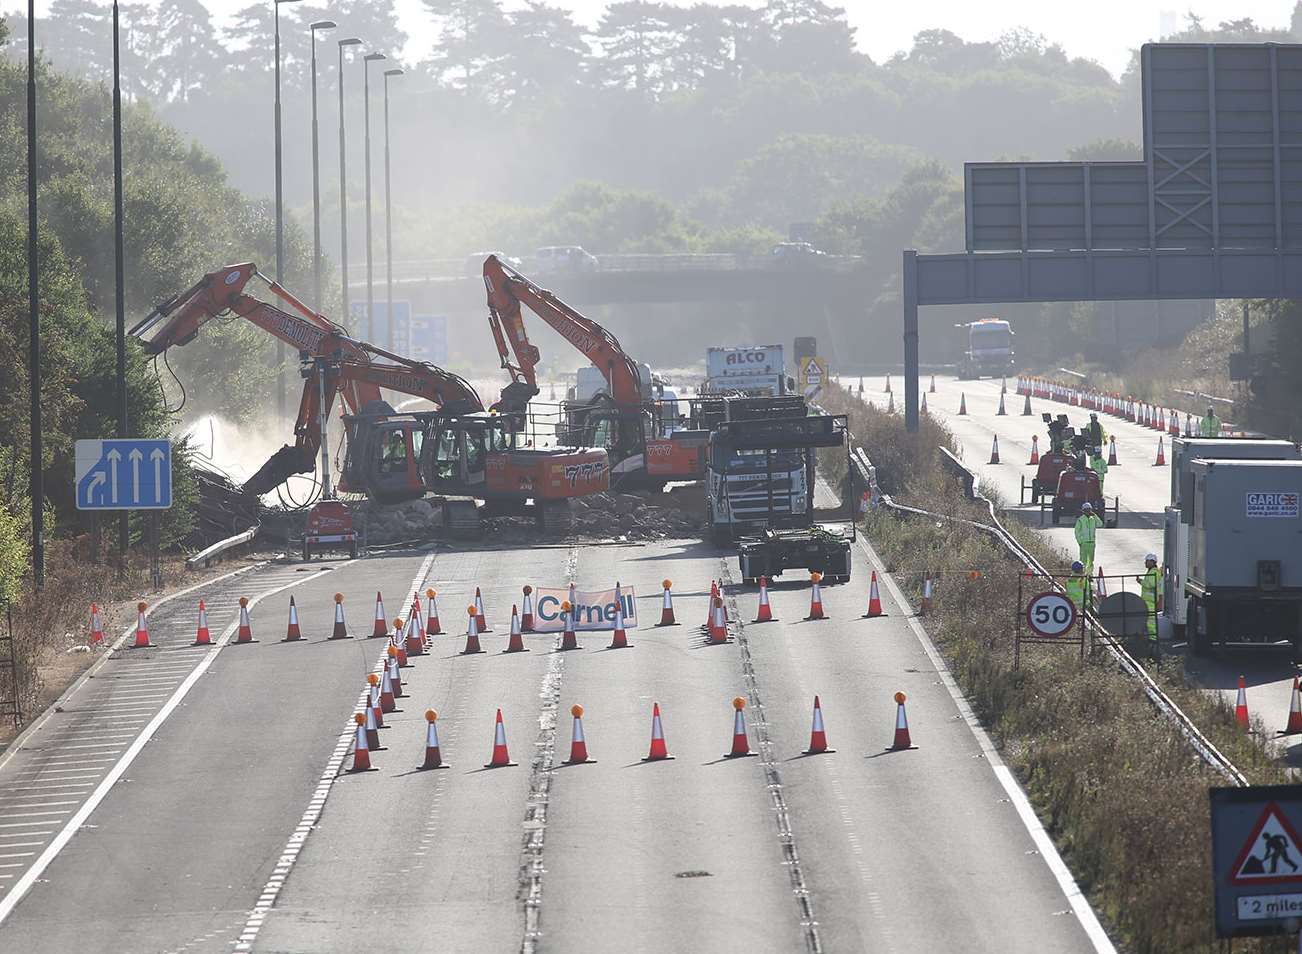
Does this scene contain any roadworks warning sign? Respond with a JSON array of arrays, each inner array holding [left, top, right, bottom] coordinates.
[[1230, 803, 1302, 886]]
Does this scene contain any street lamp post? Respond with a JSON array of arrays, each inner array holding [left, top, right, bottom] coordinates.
[[362, 51, 385, 344], [337, 37, 361, 329], [382, 67, 403, 353], [112, 0, 128, 561], [273, 0, 302, 420], [26, 0, 42, 586], [309, 20, 336, 313]]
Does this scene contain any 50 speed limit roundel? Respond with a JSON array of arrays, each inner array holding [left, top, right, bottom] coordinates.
[[1025, 591, 1077, 637]]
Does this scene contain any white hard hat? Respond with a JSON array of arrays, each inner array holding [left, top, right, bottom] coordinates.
[[1081, 502, 1093, 511], [1145, 553, 1157, 562]]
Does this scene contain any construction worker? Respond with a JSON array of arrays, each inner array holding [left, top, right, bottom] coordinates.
[[1135, 553, 1163, 659], [1090, 446, 1108, 493], [1086, 412, 1106, 451], [1074, 501, 1103, 572], [1065, 560, 1091, 614], [1199, 405, 1221, 438]]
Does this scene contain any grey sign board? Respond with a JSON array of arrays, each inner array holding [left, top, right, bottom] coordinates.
[[1210, 784, 1302, 937]]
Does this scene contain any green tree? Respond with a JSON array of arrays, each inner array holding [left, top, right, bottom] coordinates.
[[495, 2, 588, 105], [43, 0, 110, 83], [154, 0, 226, 102], [422, 0, 506, 94], [591, 1, 678, 97]]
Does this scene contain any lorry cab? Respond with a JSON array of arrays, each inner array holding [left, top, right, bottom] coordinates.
[[957, 318, 1015, 380]]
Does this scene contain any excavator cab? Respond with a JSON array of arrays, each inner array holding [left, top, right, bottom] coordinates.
[[423, 413, 517, 493], [341, 401, 426, 503]]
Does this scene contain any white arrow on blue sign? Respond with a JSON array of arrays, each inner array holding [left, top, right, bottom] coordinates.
[[75, 439, 172, 510]]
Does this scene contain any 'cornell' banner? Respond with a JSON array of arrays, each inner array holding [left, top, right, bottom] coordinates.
[[533, 587, 637, 632]]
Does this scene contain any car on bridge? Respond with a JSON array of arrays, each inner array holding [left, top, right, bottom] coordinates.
[[768, 241, 828, 268], [531, 245, 600, 275]]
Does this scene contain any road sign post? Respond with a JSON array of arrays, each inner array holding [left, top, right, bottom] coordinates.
[[75, 439, 173, 511], [1015, 572, 1087, 666], [1212, 785, 1302, 939]]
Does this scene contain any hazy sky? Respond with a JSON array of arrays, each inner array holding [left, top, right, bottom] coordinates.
[[6, 0, 1298, 77]]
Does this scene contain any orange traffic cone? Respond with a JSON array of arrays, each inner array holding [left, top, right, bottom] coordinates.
[[989, 435, 1000, 464], [889, 691, 915, 750], [89, 602, 105, 646], [349, 713, 374, 772], [958, 392, 967, 415], [424, 588, 441, 636], [707, 597, 727, 643], [131, 601, 152, 648], [484, 708, 516, 767], [560, 603, 579, 650], [703, 580, 718, 631], [418, 710, 447, 769], [725, 697, 756, 758], [283, 595, 303, 642], [1022, 393, 1032, 416], [1096, 567, 1107, 599], [1236, 676, 1250, 729], [462, 605, 484, 655], [1028, 435, 1040, 465], [386, 644, 404, 697], [884, 373, 891, 393], [331, 593, 352, 639], [521, 586, 535, 631], [505, 604, 528, 653], [1169, 410, 1179, 437], [364, 701, 382, 751], [919, 576, 933, 616], [1185, 413, 1194, 437], [475, 586, 490, 631], [405, 596, 424, 655], [929, 374, 936, 393], [233, 597, 256, 644], [193, 599, 211, 646], [865, 571, 883, 618], [380, 665, 397, 713], [996, 392, 1007, 416], [366, 673, 384, 728], [1108, 436, 1119, 466], [754, 577, 775, 622], [642, 702, 673, 761], [658, 579, 676, 626], [371, 591, 387, 638], [1286, 678, 1302, 734], [609, 600, 630, 649], [920, 391, 928, 413], [563, 704, 595, 764], [806, 572, 826, 620], [1154, 436, 1166, 467], [389, 618, 408, 668], [804, 695, 834, 754]]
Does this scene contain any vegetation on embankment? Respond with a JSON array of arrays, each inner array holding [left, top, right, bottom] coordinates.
[[821, 379, 1288, 952]]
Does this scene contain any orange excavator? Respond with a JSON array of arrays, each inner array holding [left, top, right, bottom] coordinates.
[[482, 255, 707, 488]]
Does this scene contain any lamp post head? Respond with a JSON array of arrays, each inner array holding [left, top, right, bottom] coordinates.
[[364, 52, 387, 63], [339, 36, 362, 48], [275, 0, 303, 6], [311, 20, 336, 31], [384, 68, 404, 77]]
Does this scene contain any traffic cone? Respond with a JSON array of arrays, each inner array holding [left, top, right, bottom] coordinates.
[[1096, 566, 1107, 599], [405, 597, 424, 656], [331, 593, 352, 639], [1028, 435, 1040, 465], [658, 579, 676, 626], [806, 572, 826, 620], [865, 571, 884, 617], [609, 601, 630, 649], [996, 392, 1007, 416], [484, 708, 516, 767], [754, 577, 774, 622], [192, 599, 211, 646], [283, 595, 303, 642], [418, 710, 448, 769], [1185, 413, 1194, 437], [390, 617, 409, 667], [364, 702, 381, 751], [1022, 393, 1032, 415], [348, 713, 373, 773], [474, 586, 490, 632], [1154, 436, 1166, 467], [1108, 436, 1119, 466], [380, 665, 397, 713], [642, 702, 673, 761], [1286, 678, 1302, 734], [371, 591, 387, 638], [367, 673, 384, 728], [462, 605, 484, 655], [803, 696, 834, 754], [920, 391, 928, 413], [1001, 376, 1007, 394], [919, 576, 933, 616], [725, 697, 755, 758], [559, 604, 579, 650], [1169, 411, 1179, 437], [89, 602, 105, 646], [857, 376, 864, 394], [929, 374, 936, 393], [563, 704, 595, 764], [131, 602, 152, 648], [521, 586, 535, 631], [424, 588, 441, 636], [504, 604, 528, 653], [884, 373, 891, 393], [887, 392, 895, 414], [233, 597, 256, 644], [958, 392, 967, 415], [708, 597, 728, 643], [889, 691, 915, 750], [1236, 676, 1250, 729], [387, 644, 404, 697], [989, 435, 1000, 464]]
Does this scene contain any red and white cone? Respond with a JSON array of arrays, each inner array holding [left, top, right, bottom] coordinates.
[[405, 597, 424, 656], [475, 586, 490, 632], [1028, 435, 1040, 465], [658, 579, 676, 626], [803, 696, 834, 754], [131, 602, 152, 648], [1154, 436, 1166, 467], [1236, 675, 1250, 729], [919, 576, 933, 616], [920, 392, 928, 413], [560, 604, 579, 650], [709, 597, 728, 643], [89, 602, 106, 646], [996, 392, 1007, 416], [461, 605, 484, 655], [368, 674, 385, 728], [283, 596, 303, 642], [754, 577, 774, 623], [419, 710, 448, 769], [504, 604, 528, 653], [364, 702, 382, 751], [958, 392, 967, 415], [484, 708, 516, 768], [1185, 413, 1194, 438], [386, 645, 404, 697], [929, 374, 936, 393], [424, 588, 441, 636], [1108, 436, 1119, 466], [380, 665, 397, 713], [890, 691, 916, 750], [1022, 393, 1032, 415], [989, 435, 1000, 464], [331, 593, 352, 639], [704, 580, 719, 630], [390, 618, 409, 667], [1285, 677, 1302, 734], [371, 591, 388, 638], [233, 597, 256, 644], [1169, 410, 1180, 437], [349, 713, 373, 772], [1095, 567, 1107, 599], [887, 392, 895, 414], [884, 373, 891, 393], [563, 704, 595, 764], [193, 600, 211, 646], [725, 697, 755, 758], [608, 601, 630, 649], [865, 571, 883, 618], [806, 573, 826, 620], [521, 586, 535, 631], [642, 702, 673, 761]]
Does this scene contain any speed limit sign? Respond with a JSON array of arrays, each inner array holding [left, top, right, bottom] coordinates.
[[1025, 591, 1077, 637]]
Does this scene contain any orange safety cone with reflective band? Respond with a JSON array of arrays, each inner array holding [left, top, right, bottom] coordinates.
[[658, 579, 676, 626], [929, 374, 936, 393], [371, 591, 387, 638], [1108, 436, 1119, 467], [920, 576, 933, 616], [424, 588, 441, 636], [484, 708, 516, 767], [1154, 436, 1166, 467], [387, 644, 404, 697], [560, 604, 579, 650], [609, 601, 630, 649], [709, 597, 728, 643], [989, 435, 1000, 464], [1185, 413, 1194, 437], [958, 392, 967, 415], [193, 600, 211, 646], [233, 597, 256, 644], [89, 602, 105, 646], [996, 392, 1006, 416], [331, 593, 352, 639], [1236, 675, 1250, 729], [865, 571, 883, 618], [887, 392, 895, 414], [1169, 411, 1180, 437], [368, 674, 384, 728], [725, 697, 755, 758], [1286, 678, 1302, 734], [380, 665, 397, 713], [418, 710, 448, 769], [364, 702, 382, 750], [920, 392, 928, 413], [475, 587, 490, 631], [521, 586, 535, 631], [504, 604, 528, 653], [804, 695, 834, 754], [890, 691, 916, 750], [1028, 435, 1040, 465], [282, 596, 303, 642], [642, 702, 673, 761], [462, 605, 484, 655], [1096, 567, 1107, 599], [349, 713, 374, 772], [806, 572, 826, 620], [390, 619, 409, 667], [405, 597, 424, 655], [563, 704, 595, 764], [1022, 393, 1032, 415], [754, 577, 774, 622], [132, 602, 152, 648], [704, 580, 718, 630]]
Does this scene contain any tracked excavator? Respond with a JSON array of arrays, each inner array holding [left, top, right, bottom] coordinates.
[[482, 255, 708, 489]]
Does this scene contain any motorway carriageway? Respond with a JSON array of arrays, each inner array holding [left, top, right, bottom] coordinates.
[[0, 535, 1114, 952], [850, 372, 1301, 758]]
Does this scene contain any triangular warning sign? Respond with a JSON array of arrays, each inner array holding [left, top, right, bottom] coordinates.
[[1230, 802, 1302, 885]]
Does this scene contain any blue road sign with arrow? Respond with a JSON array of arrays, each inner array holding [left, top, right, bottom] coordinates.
[[75, 439, 172, 510]]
